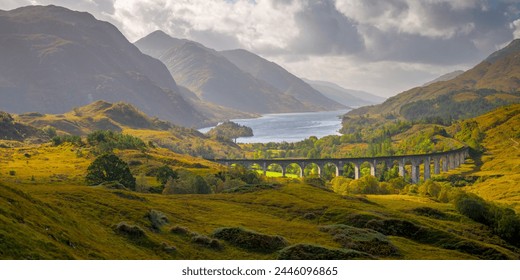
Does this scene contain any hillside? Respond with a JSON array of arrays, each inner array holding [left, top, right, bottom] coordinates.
[[0, 5, 206, 127], [422, 70, 464, 86], [461, 104, 520, 211], [0, 146, 517, 259], [220, 49, 345, 111], [347, 40, 520, 121], [0, 111, 47, 142], [13, 100, 242, 158], [135, 31, 313, 114], [1, 103, 520, 259], [303, 79, 386, 107]]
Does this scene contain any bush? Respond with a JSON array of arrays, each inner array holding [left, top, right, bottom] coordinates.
[[86, 154, 136, 190], [277, 244, 374, 260], [161, 242, 177, 253], [342, 213, 384, 228], [87, 130, 146, 153], [454, 192, 520, 246], [114, 222, 146, 238], [320, 224, 399, 257], [454, 193, 490, 224], [147, 210, 169, 231], [51, 135, 83, 146], [170, 225, 193, 236], [162, 172, 212, 194], [365, 219, 423, 239], [212, 227, 288, 253], [191, 234, 223, 250], [155, 165, 178, 186]]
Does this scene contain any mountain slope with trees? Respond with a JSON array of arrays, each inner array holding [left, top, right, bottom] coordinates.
[[346, 40, 520, 122]]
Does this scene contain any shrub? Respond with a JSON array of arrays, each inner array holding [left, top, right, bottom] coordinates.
[[191, 234, 223, 250], [454, 193, 490, 224], [212, 227, 288, 253], [51, 135, 83, 146], [155, 165, 178, 186], [331, 176, 351, 195], [9, 170, 16, 176], [454, 192, 520, 246], [320, 224, 399, 257], [87, 130, 146, 153], [114, 222, 146, 238], [147, 210, 169, 231], [342, 213, 384, 228], [277, 244, 374, 260], [161, 242, 177, 253], [86, 154, 136, 190], [365, 219, 423, 239], [170, 225, 193, 236]]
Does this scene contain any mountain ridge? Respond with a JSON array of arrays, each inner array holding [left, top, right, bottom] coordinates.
[[135, 31, 342, 114], [302, 78, 386, 107], [0, 5, 206, 127], [346, 39, 520, 121], [220, 49, 345, 111]]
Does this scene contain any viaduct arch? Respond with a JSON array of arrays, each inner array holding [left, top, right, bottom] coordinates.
[[213, 147, 469, 184]]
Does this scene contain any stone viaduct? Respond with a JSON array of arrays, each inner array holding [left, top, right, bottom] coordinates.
[[213, 147, 469, 184]]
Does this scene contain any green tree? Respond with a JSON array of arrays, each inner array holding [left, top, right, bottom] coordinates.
[[86, 154, 136, 190], [206, 121, 253, 143], [194, 175, 211, 194], [156, 165, 178, 186]]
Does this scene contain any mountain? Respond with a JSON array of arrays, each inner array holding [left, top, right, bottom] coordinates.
[[0, 5, 206, 127], [135, 31, 316, 114], [220, 49, 345, 111], [422, 70, 464, 86], [14, 100, 243, 158], [15, 100, 175, 135], [346, 40, 520, 121], [302, 79, 386, 107]]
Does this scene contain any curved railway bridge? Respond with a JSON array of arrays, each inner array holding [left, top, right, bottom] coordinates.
[[212, 147, 469, 184]]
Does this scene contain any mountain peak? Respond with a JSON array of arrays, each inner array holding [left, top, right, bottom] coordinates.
[[0, 6, 206, 127], [485, 39, 520, 63]]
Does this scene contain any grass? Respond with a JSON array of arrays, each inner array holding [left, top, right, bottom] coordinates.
[[0, 104, 519, 259], [1, 176, 517, 259]]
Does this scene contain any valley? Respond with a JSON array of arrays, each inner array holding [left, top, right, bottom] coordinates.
[[0, 4, 519, 261]]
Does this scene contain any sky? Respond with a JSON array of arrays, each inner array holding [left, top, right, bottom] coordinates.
[[2, 0, 520, 97]]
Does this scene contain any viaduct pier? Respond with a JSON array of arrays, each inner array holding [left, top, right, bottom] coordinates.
[[213, 147, 469, 183]]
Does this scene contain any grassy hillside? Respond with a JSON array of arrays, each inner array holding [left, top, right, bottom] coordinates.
[[461, 104, 520, 211], [13, 101, 242, 159], [1, 137, 519, 259]]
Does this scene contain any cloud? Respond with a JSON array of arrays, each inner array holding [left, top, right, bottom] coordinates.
[[110, 0, 302, 52], [271, 55, 470, 96], [1, 0, 520, 96], [286, 0, 364, 55]]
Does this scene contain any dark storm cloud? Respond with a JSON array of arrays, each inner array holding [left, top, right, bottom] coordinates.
[[288, 0, 364, 55]]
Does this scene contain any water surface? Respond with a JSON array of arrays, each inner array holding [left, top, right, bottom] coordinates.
[[199, 110, 349, 143]]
